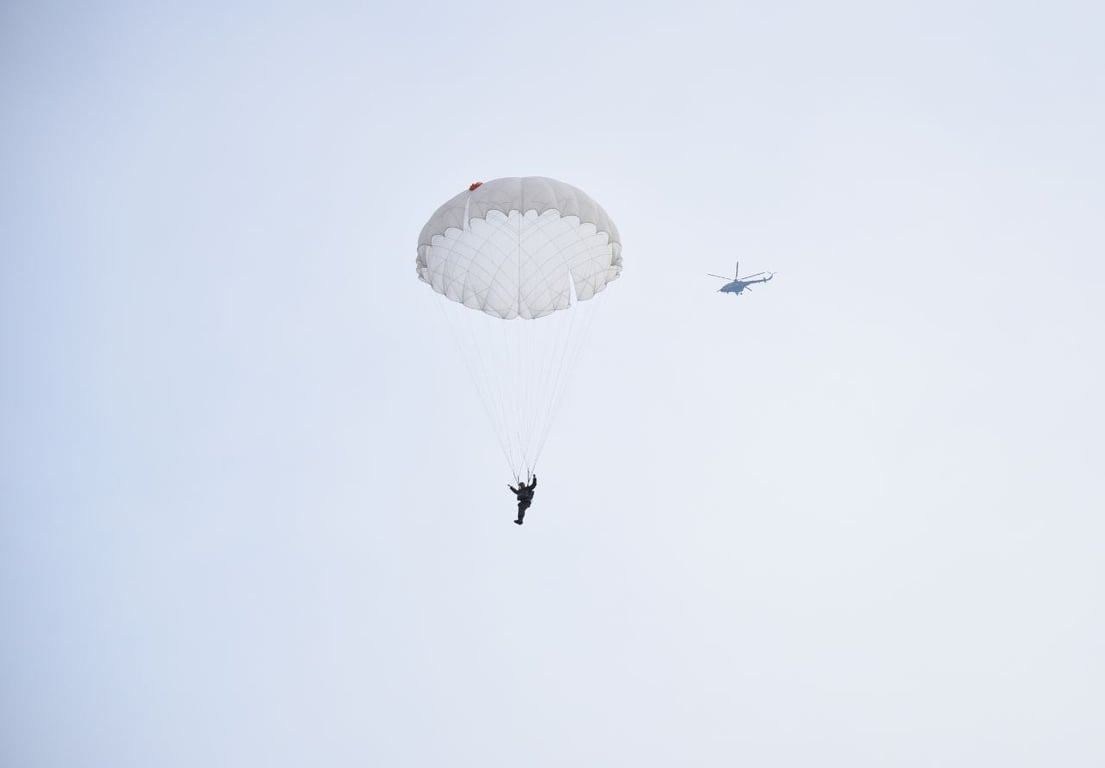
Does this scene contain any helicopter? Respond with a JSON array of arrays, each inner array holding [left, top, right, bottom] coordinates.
[[708, 262, 775, 295]]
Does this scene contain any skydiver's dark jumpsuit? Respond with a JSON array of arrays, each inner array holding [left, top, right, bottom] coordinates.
[[509, 475, 537, 525]]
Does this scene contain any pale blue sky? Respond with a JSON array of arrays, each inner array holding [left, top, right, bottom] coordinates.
[[2, 2, 1103, 766]]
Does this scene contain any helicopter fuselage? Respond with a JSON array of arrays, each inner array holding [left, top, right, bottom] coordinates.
[[718, 274, 772, 294]]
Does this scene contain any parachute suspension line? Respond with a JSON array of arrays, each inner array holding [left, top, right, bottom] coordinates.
[[532, 296, 600, 471], [465, 310, 517, 474], [433, 297, 516, 477], [522, 308, 559, 479], [527, 302, 559, 475], [520, 323, 533, 478], [471, 309, 519, 473], [506, 314, 529, 476], [486, 314, 520, 474], [528, 291, 577, 471], [524, 311, 551, 473]]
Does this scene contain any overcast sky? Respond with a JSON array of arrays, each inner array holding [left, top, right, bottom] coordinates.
[[2, 2, 1103, 766]]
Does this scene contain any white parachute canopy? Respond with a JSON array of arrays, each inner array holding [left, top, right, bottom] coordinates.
[[417, 176, 622, 479]]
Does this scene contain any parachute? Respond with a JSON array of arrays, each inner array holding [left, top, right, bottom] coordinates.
[[417, 176, 622, 480]]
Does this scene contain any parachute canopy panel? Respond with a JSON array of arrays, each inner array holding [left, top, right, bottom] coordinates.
[[417, 176, 622, 319]]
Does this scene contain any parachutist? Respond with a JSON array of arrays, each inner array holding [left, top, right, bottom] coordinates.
[[509, 474, 537, 525]]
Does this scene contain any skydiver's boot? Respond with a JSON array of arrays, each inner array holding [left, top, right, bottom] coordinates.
[[513, 518, 523, 525]]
